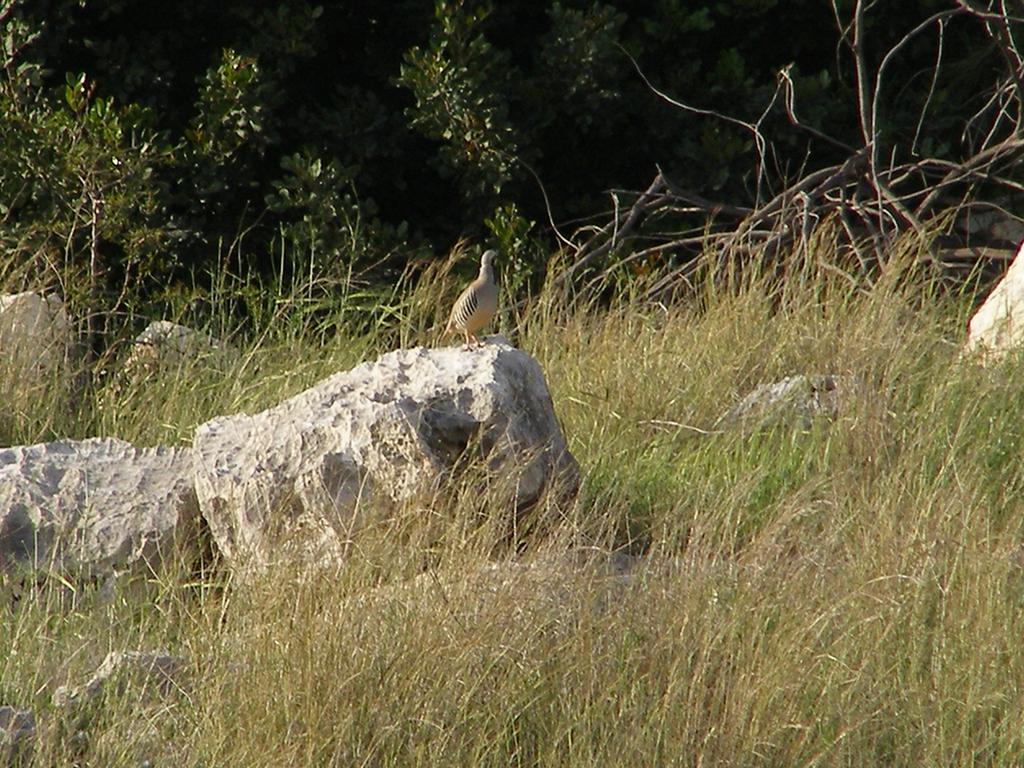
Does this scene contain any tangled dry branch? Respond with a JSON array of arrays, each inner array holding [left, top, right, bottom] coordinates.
[[564, 1, 1024, 297]]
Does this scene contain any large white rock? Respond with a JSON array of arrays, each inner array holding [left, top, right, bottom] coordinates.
[[0, 291, 71, 386], [966, 240, 1024, 359], [0, 438, 198, 577], [193, 340, 579, 570]]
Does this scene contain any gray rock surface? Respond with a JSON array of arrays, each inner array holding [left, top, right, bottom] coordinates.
[[54, 650, 187, 708], [119, 320, 227, 384], [193, 340, 579, 570], [0, 438, 198, 577], [965, 240, 1024, 360], [0, 291, 71, 388]]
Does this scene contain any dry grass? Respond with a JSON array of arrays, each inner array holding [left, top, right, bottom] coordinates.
[[4, 241, 1024, 766]]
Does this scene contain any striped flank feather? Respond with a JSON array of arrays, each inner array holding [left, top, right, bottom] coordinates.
[[446, 250, 498, 346]]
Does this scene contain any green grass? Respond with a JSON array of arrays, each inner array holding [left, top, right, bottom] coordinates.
[[4, 245, 1024, 765]]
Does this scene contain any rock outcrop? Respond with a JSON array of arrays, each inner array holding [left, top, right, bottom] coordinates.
[[193, 340, 579, 571], [2, 340, 574, 578], [0, 439, 198, 577]]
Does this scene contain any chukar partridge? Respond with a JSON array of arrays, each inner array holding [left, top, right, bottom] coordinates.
[[446, 249, 498, 348]]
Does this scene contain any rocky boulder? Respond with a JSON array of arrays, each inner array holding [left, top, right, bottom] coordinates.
[[0, 438, 198, 577], [193, 340, 579, 571], [965, 240, 1024, 360]]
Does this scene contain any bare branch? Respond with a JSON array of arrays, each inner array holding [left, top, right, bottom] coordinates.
[[852, 0, 874, 148], [559, 172, 666, 283], [619, 45, 775, 198], [512, 154, 575, 250], [558, 3, 1024, 302], [912, 17, 949, 155], [872, 6, 967, 155], [778, 65, 855, 153]]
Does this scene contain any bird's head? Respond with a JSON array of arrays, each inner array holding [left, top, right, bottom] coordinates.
[[480, 249, 498, 269]]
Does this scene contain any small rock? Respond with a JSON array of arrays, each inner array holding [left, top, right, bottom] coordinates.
[[717, 374, 853, 430], [53, 651, 187, 708], [0, 706, 35, 744], [119, 321, 227, 385]]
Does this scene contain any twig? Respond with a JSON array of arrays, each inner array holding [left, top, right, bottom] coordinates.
[[560, 172, 665, 283]]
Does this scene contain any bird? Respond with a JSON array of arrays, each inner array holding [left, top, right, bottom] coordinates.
[[445, 249, 498, 349]]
